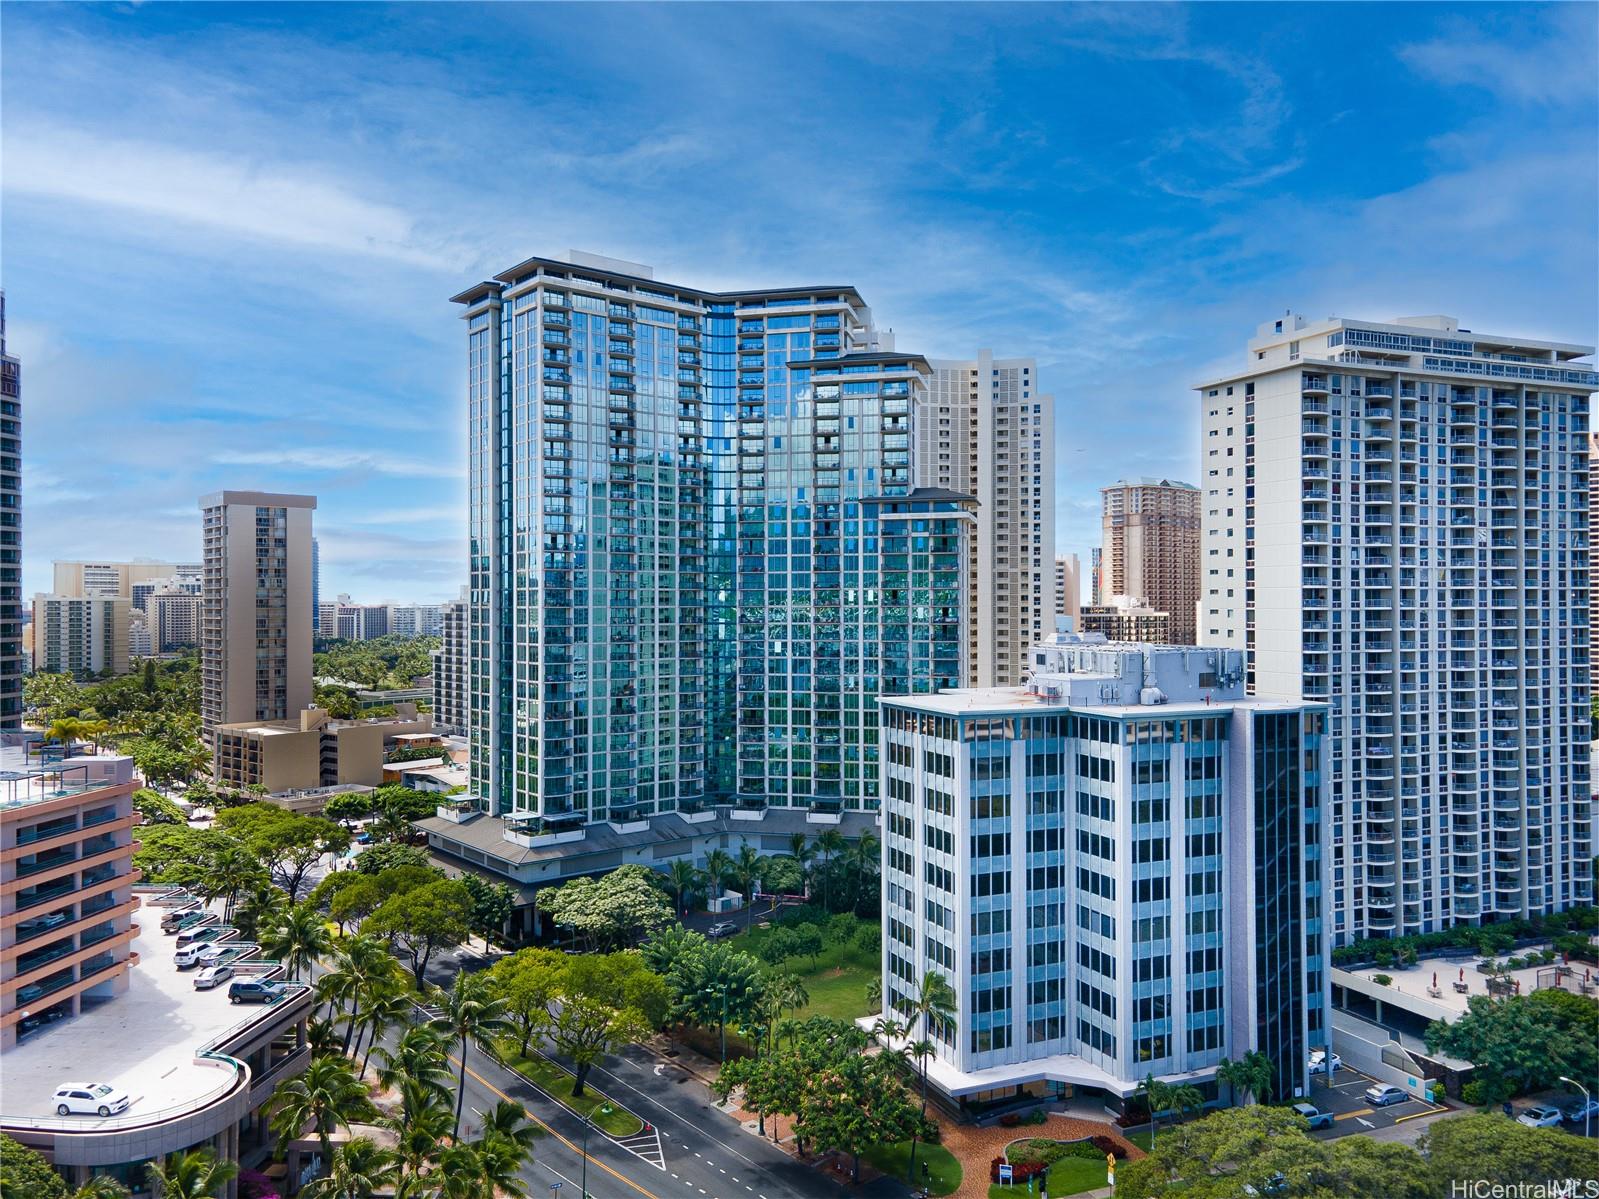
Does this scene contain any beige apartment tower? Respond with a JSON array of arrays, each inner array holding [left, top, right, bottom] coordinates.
[[52, 560, 201, 600], [1053, 554, 1081, 629], [1099, 477, 1200, 645], [30, 595, 130, 678], [199, 492, 316, 745], [920, 352, 1056, 686]]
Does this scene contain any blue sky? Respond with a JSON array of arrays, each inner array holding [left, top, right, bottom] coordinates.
[[2, 2, 1595, 602]]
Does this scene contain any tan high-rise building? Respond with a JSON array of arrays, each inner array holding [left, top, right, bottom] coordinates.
[[920, 352, 1056, 686], [1053, 554, 1081, 629], [1099, 477, 1200, 645], [199, 492, 316, 745], [148, 588, 201, 653], [30, 595, 130, 678], [52, 560, 201, 601]]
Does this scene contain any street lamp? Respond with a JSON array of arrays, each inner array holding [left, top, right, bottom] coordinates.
[[580, 1111, 594, 1199], [1560, 1076, 1592, 1140]]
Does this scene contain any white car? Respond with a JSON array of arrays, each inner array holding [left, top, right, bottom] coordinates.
[[706, 921, 739, 940], [195, 944, 229, 966], [174, 943, 211, 970], [1518, 1104, 1565, 1129], [194, 964, 234, 990], [1365, 1084, 1408, 1107], [1308, 1050, 1343, 1073], [53, 1083, 130, 1118]]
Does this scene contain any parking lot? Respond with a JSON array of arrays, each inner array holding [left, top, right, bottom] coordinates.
[[1303, 1063, 1447, 1138]]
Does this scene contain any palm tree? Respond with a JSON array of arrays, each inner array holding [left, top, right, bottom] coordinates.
[[1135, 1074, 1175, 1148], [703, 847, 734, 897], [299, 1137, 400, 1199], [429, 971, 513, 1138], [385, 1093, 453, 1189], [44, 716, 93, 758], [233, 879, 288, 944], [870, 1014, 906, 1044], [732, 842, 764, 930], [839, 831, 880, 914], [1172, 1082, 1206, 1124], [373, 805, 413, 845], [320, 934, 402, 1054], [356, 988, 414, 1076], [786, 832, 814, 894], [71, 1179, 132, 1199], [812, 829, 845, 910], [666, 858, 702, 917], [270, 1055, 377, 1175], [376, 1024, 454, 1120], [907, 971, 957, 1112], [1217, 1050, 1274, 1106], [473, 1099, 538, 1194], [145, 1149, 239, 1199], [865, 976, 883, 1013], [263, 900, 332, 981]]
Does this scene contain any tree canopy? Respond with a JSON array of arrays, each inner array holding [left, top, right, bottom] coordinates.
[[1425, 989, 1598, 1099], [537, 864, 671, 950], [366, 878, 474, 988]]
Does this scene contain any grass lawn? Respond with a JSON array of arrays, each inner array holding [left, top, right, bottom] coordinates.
[[725, 918, 878, 1023], [862, 1140, 962, 1196], [1127, 1130, 1154, 1151], [987, 1156, 1110, 1199], [494, 1042, 643, 1137]]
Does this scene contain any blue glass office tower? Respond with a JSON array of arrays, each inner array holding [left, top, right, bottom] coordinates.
[[452, 253, 970, 826]]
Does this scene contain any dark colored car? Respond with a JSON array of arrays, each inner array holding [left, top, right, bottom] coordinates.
[[228, 979, 285, 1005]]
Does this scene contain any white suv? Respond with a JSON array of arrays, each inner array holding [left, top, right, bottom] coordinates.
[[53, 1083, 130, 1117]]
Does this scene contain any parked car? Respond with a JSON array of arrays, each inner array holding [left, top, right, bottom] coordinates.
[[194, 944, 229, 966], [1308, 1050, 1343, 1073], [1365, 1084, 1408, 1107], [18, 911, 70, 938], [1518, 1104, 1565, 1129], [1564, 1098, 1599, 1125], [174, 925, 220, 947], [1291, 1102, 1334, 1130], [194, 964, 234, 991], [706, 921, 739, 940], [52, 1082, 130, 1118], [228, 979, 285, 1004], [161, 909, 202, 933], [174, 943, 212, 970]]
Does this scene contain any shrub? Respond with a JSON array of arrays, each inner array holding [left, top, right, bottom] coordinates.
[[825, 913, 858, 946], [853, 923, 882, 955], [775, 903, 828, 929], [1461, 1080, 1488, 1107], [1090, 1134, 1129, 1160], [756, 927, 799, 965], [1026, 1109, 1048, 1125], [1373, 973, 1393, 986], [990, 1157, 1047, 1183], [999, 1113, 1023, 1128], [239, 1169, 277, 1199]]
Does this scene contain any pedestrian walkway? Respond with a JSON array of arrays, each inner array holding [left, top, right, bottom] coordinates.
[[938, 1115, 1141, 1199]]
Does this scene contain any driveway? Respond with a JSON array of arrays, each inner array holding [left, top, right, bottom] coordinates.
[[1304, 1064, 1447, 1140]]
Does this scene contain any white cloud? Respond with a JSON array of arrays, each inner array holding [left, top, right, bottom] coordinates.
[[1399, 8, 1598, 107], [2, 123, 458, 269], [211, 448, 464, 479]]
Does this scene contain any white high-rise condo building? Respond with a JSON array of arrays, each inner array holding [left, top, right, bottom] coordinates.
[[880, 627, 1328, 1111], [1197, 314, 1594, 945], [148, 587, 202, 652], [199, 491, 316, 745], [1100, 478, 1200, 646], [921, 353, 1056, 686]]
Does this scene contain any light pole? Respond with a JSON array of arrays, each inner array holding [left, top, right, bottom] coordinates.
[[580, 1112, 594, 1199], [1560, 1076, 1592, 1140]]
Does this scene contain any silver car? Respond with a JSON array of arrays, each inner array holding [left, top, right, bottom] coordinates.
[[194, 964, 234, 990]]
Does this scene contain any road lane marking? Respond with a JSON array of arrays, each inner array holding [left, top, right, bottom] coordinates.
[[1333, 1108, 1374, 1121], [1356, 1117, 1374, 1128], [453, 1057, 662, 1199]]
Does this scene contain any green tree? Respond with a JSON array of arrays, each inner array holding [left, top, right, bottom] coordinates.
[[664, 940, 765, 1057], [132, 787, 188, 826], [666, 858, 704, 915], [351, 841, 433, 875], [904, 970, 956, 1113], [473, 1099, 540, 1182], [233, 878, 289, 945], [459, 873, 516, 944], [430, 971, 513, 1138], [144, 1148, 239, 1199], [1426, 992, 1594, 1098], [328, 877, 386, 934], [547, 953, 669, 1096], [537, 864, 671, 951], [356, 988, 414, 1076], [797, 1051, 928, 1182], [1117, 1105, 1325, 1199], [0, 1133, 70, 1199], [812, 828, 845, 910], [215, 805, 351, 901], [1216, 1049, 1274, 1106], [298, 1136, 400, 1199], [323, 792, 374, 826], [731, 842, 764, 930], [366, 878, 474, 988], [1422, 1111, 1599, 1189], [270, 1056, 377, 1177], [487, 947, 565, 1057]]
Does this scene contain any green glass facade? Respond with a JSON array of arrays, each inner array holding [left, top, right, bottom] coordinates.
[[456, 259, 970, 825]]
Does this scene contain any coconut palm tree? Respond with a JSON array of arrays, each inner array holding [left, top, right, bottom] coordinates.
[[786, 832, 814, 893], [865, 976, 883, 1013], [376, 1024, 454, 1119], [385, 1093, 453, 1189], [71, 1178, 132, 1199], [144, 1149, 239, 1199], [839, 831, 879, 914], [1135, 1075, 1174, 1148], [44, 716, 94, 758], [731, 843, 764, 930], [429, 971, 513, 1138], [703, 847, 734, 898], [1217, 1050, 1274, 1106], [270, 1055, 377, 1176], [471, 1098, 538, 1194], [299, 1138, 400, 1199], [906, 970, 956, 1113], [319, 934, 402, 1054], [233, 879, 289, 944], [812, 829, 845, 911], [355, 987, 414, 1076], [666, 858, 702, 917], [263, 900, 332, 982]]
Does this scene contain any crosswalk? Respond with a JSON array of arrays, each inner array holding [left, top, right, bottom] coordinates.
[[614, 1125, 667, 1170]]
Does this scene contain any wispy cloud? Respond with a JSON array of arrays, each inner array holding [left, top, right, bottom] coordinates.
[[212, 448, 465, 480], [1399, 7, 1597, 106]]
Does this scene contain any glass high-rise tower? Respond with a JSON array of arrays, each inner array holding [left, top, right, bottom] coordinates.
[[453, 252, 972, 828]]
